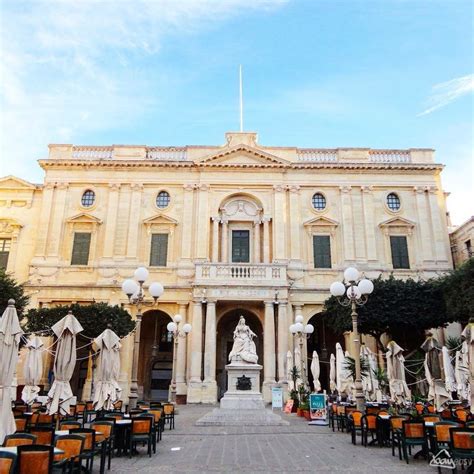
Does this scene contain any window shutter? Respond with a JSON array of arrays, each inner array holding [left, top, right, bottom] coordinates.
[[313, 235, 331, 268], [0, 252, 9, 269], [150, 234, 168, 267], [390, 236, 409, 269], [71, 233, 91, 265]]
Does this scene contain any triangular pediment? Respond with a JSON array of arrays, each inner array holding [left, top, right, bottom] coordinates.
[[304, 216, 339, 227], [0, 175, 36, 190], [143, 214, 178, 226], [66, 213, 102, 224], [198, 145, 290, 167], [379, 217, 415, 228]]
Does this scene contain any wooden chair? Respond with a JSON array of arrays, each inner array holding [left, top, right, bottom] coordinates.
[[129, 417, 153, 458], [454, 408, 470, 424], [14, 417, 28, 433], [366, 406, 380, 415], [348, 411, 363, 445], [432, 421, 461, 454], [54, 435, 85, 474], [423, 414, 441, 423], [74, 403, 86, 424], [449, 428, 474, 469], [415, 403, 425, 416], [36, 413, 54, 427], [426, 404, 435, 414], [361, 414, 378, 447], [3, 434, 37, 447], [69, 428, 99, 473], [0, 451, 16, 474], [163, 403, 175, 430], [17, 445, 54, 474], [148, 409, 164, 444], [59, 421, 82, 431], [390, 416, 409, 459], [400, 421, 428, 464], [84, 401, 96, 424], [440, 408, 452, 420], [29, 426, 54, 446], [91, 420, 115, 471]]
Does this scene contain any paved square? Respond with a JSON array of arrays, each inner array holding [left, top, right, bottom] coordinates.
[[113, 406, 432, 473]]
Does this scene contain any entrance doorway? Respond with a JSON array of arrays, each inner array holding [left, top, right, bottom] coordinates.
[[138, 310, 173, 400], [216, 309, 263, 399]]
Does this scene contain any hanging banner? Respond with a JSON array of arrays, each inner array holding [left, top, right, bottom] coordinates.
[[309, 393, 328, 425], [272, 387, 283, 409]]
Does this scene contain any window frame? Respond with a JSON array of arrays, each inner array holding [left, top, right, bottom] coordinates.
[[385, 191, 402, 213], [231, 229, 251, 263], [70, 232, 92, 266], [149, 233, 169, 267], [155, 190, 171, 210], [0, 238, 11, 269], [311, 192, 327, 212], [312, 234, 332, 269], [390, 235, 410, 269], [80, 189, 96, 208]]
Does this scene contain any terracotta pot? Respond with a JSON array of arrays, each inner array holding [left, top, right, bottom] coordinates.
[[291, 404, 298, 413], [296, 408, 303, 416], [303, 410, 311, 421]]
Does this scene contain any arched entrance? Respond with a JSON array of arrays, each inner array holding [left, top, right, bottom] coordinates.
[[138, 310, 173, 401], [307, 313, 345, 392], [216, 309, 263, 399]]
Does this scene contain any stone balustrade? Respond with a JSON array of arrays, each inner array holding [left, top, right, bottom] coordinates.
[[369, 150, 411, 163], [71, 146, 114, 160], [296, 149, 338, 162], [146, 147, 188, 161]]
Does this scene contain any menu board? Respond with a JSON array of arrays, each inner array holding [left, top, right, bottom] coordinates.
[[309, 393, 328, 425]]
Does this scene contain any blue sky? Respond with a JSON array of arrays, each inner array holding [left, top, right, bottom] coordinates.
[[1, 0, 472, 224]]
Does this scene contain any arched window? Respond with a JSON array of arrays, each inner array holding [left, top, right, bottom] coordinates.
[[387, 193, 401, 211], [81, 190, 95, 207], [156, 191, 170, 208], [312, 192, 326, 211]]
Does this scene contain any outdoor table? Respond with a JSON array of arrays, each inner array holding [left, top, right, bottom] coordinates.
[[114, 419, 132, 456], [0, 446, 64, 455], [376, 415, 391, 447]]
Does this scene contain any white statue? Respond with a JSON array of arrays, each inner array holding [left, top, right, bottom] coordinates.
[[229, 316, 258, 364]]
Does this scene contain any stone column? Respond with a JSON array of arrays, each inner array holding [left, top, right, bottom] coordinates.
[[180, 184, 195, 260], [288, 185, 302, 263], [127, 184, 143, 258], [103, 184, 120, 259], [263, 301, 276, 401], [428, 186, 449, 262], [211, 217, 220, 263], [253, 219, 261, 263], [221, 219, 229, 263], [277, 302, 289, 386], [196, 184, 210, 259], [339, 186, 355, 262], [35, 183, 55, 257], [361, 186, 377, 262], [414, 186, 433, 262], [202, 300, 217, 403], [262, 217, 271, 264], [46, 182, 68, 258], [176, 303, 188, 396], [187, 301, 203, 403]]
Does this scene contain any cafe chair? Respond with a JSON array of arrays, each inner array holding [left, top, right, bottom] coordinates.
[[361, 414, 378, 447], [17, 445, 54, 474], [0, 451, 16, 474], [74, 403, 86, 424], [3, 434, 37, 447], [29, 427, 54, 446], [449, 427, 474, 472], [148, 409, 164, 445], [59, 421, 82, 431], [163, 403, 175, 430], [129, 417, 153, 458], [432, 421, 461, 454], [390, 416, 410, 459], [348, 411, 363, 445], [84, 401, 96, 424], [91, 420, 115, 471], [423, 414, 441, 423], [454, 409, 470, 424], [53, 434, 85, 474], [36, 413, 55, 427], [400, 421, 429, 464], [14, 416, 28, 433], [69, 428, 100, 473]]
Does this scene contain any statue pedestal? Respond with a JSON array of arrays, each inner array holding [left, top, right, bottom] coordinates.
[[195, 361, 288, 426]]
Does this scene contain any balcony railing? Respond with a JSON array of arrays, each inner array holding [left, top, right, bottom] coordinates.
[[72, 146, 114, 160], [195, 263, 287, 286]]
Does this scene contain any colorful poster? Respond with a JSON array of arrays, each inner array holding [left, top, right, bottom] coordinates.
[[283, 399, 294, 413], [272, 387, 283, 409], [309, 393, 328, 425]]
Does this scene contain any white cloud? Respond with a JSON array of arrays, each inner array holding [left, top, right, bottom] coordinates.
[[0, 0, 288, 180], [418, 74, 474, 116]]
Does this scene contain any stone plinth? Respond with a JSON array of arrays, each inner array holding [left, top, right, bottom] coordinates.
[[195, 361, 288, 426]]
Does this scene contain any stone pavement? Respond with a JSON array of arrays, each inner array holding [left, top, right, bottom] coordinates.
[[113, 405, 433, 473]]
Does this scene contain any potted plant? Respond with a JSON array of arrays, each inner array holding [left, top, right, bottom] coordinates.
[[300, 401, 311, 420], [297, 385, 309, 417], [289, 389, 299, 413], [289, 366, 301, 413]]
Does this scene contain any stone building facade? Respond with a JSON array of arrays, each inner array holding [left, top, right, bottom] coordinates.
[[0, 131, 454, 404], [450, 216, 474, 268]]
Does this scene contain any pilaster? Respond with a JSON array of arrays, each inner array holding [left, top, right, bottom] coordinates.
[[187, 300, 203, 403], [102, 184, 121, 259], [273, 185, 287, 260], [202, 300, 217, 403], [126, 183, 143, 258], [339, 186, 355, 262], [263, 301, 276, 402]]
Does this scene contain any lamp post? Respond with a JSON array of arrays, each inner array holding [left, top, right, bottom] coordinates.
[[330, 267, 374, 412], [289, 316, 314, 388], [167, 315, 192, 402], [122, 267, 164, 409]]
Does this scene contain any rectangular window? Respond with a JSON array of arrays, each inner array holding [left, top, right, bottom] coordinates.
[[71, 232, 91, 265], [466, 240, 472, 258], [150, 233, 168, 267], [390, 235, 410, 269], [0, 238, 11, 269], [313, 235, 331, 268], [232, 230, 250, 263]]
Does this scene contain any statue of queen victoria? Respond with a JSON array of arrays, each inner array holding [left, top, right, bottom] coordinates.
[[228, 316, 258, 364]]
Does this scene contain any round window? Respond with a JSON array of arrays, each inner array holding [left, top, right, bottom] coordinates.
[[81, 190, 95, 207], [312, 192, 326, 211], [156, 191, 170, 209], [387, 193, 401, 211]]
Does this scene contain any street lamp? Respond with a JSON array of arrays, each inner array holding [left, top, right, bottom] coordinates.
[[122, 266, 164, 409], [330, 267, 374, 411], [167, 314, 192, 402], [289, 316, 314, 388]]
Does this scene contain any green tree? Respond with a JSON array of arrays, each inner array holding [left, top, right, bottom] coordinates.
[[24, 302, 135, 339], [322, 275, 450, 350], [0, 268, 29, 319], [439, 257, 474, 326]]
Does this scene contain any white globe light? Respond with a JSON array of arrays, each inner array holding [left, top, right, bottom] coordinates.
[[295, 322, 304, 333], [148, 282, 164, 298], [183, 323, 192, 334], [167, 321, 177, 333], [174, 314, 182, 323], [134, 267, 149, 283], [295, 315, 304, 324], [122, 279, 139, 296], [358, 278, 374, 295], [304, 324, 314, 334], [289, 324, 297, 334], [344, 267, 359, 283], [330, 281, 346, 297], [347, 285, 361, 300]]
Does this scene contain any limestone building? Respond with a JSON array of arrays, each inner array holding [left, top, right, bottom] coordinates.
[[450, 216, 474, 268], [0, 131, 453, 404]]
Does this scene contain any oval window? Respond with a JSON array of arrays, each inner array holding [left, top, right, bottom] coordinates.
[[81, 190, 95, 207], [312, 192, 326, 211], [156, 191, 170, 209], [386, 193, 401, 211]]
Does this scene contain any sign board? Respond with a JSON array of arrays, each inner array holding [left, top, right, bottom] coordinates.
[[271, 387, 283, 409], [283, 399, 294, 414], [309, 393, 328, 425]]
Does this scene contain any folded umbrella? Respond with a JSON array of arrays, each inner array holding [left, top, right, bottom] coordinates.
[[21, 336, 44, 405]]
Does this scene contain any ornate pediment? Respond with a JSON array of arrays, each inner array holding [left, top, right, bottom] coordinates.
[[304, 216, 339, 228], [66, 213, 102, 225], [198, 145, 290, 167], [0, 175, 36, 190], [379, 217, 415, 228], [0, 218, 23, 236], [143, 214, 178, 234]]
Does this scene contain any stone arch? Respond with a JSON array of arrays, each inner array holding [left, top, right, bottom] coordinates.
[[219, 194, 263, 223], [216, 308, 263, 399], [139, 309, 173, 400]]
